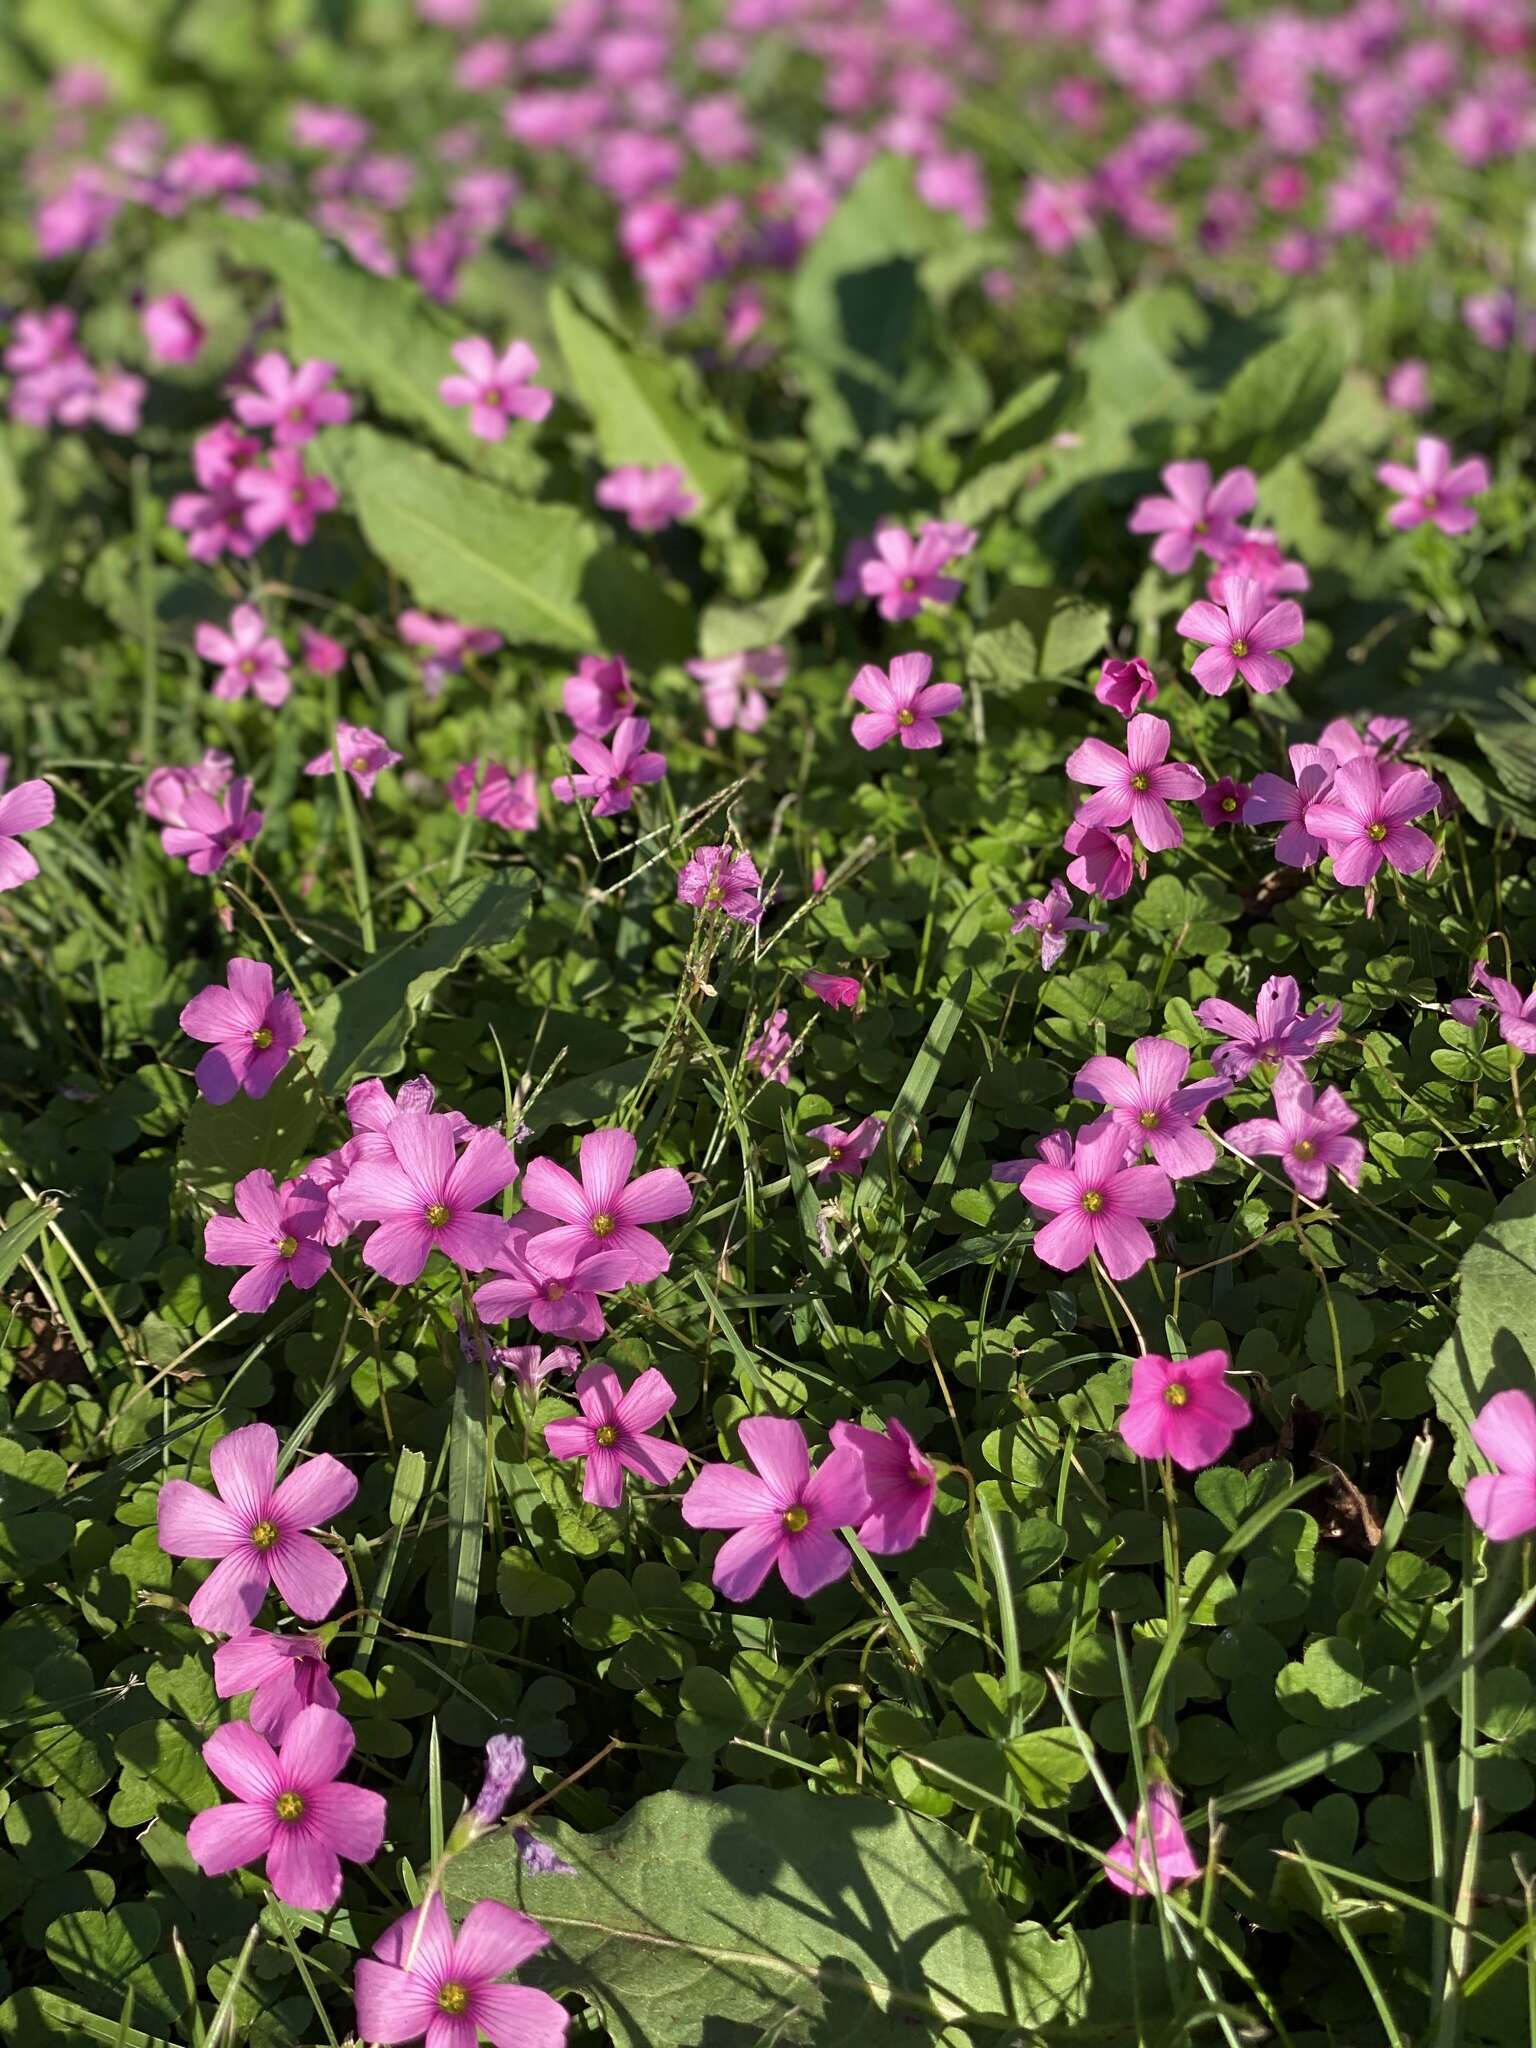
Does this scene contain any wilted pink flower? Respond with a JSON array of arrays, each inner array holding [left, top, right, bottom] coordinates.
[[688, 647, 787, 734], [439, 336, 553, 440], [804, 972, 861, 1009], [188, 1705, 384, 1911], [682, 1416, 871, 1602], [180, 959, 304, 1104], [213, 1629, 338, 1743], [828, 1417, 936, 1554], [551, 716, 667, 816], [159, 777, 262, 874], [1119, 1349, 1251, 1469], [595, 463, 698, 532], [398, 609, 503, 695], [1105, 1783, 1202, 1897], [849, 652, 962, 752], [1196, 976, 1342, 1080], [1465, 1391, 1536, 1542], [141, 293, 205, 364], [1127, 461, 1257, 574], [1013, 1121, 1175, 1281], [449, 760, 538, 831], [235, 451, 339, 547], [1074, 1037, 1227, 1180], [340, 1114, 519, 1283], [1377, 437, 1489, 534], [1224, 1068, 1364, 1200], [807, 1114, 884, 1183], [1243, 745, 1335, 867], [1307, 757, 1440, 891], [544, 1362, 688, 1508], [195, 605, 290, 706], [0, 778, 55, 893], [1063, 820, 1136, 902], [1196, 776, 1251, 828], [233, 354, 352, 445], [354, 1894, 566, 2048], [1096, 657, 1159, 717], [1176, 579, 1304, 697], [858, 524, 974, 621], [747, 1009, 793, 1082], [489, 1341, 580, 1401], [1205, 530, 1309, 608], [562, 654, 637, 736], [1010, 879, 1104, 970], [157, 1422, 357, 1634], [305, 724, 401, 799], [1384, 360, 1431, 413], [519, 1128, 692, 1285], [677, 844, 762, 924], [1066, 714, 1204, 853], [205, 1169, 331, 1313], [1449, 961, 1536, 1054], [474, 1228, 632, 1341]]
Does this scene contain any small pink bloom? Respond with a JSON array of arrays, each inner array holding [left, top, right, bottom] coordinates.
[[339, 1113, 519, 1284], [595, 463, 698, 532], [808, 1113, 885, 1183], [305, 724, 401, 799], [474, 1227, 633, 1341], [398, 609, 503, 696], [1016, 173, 1097, 254], [551, 716, 667, 817], [1378, 436, 1489, 535], [159, 777, 262, 874], [140, 293, 205, 364], [688, 646, 787, 733], [195, 604, 290, 706], [1385, 360, 1431, 413], [1196, 775, 1251, 828], [1450, 961, 1536, 1055], [354, 1893, 566, 2048], [1095, 657, 1159, 717], [518, 1127, 692, 1285], [180, 958, 304, 1104], [677, 844, 762, 924], [490, 1341, 580, 1401], [747, 1009, 793, 1082], [1119, 1349, 1251, 1469], [1074, 1036, 1227, 1180], [0, 777, 55, 893], [188, 1704, 385, 1910], [804, 972, 862, 1010], [857, 523, 974, 621], [449, 760, 539, 831], [1105, 1783, 1203, 1897], [1197, 975, 1341, 1080], [235, 451, 339, 546], [1204, 530, 1309, 608], [157, 1422, 357, 1634], [681, 1417, 872, 1602], [205, 1169, 332, 1313], [562, 654, 637, 736], [829, 1417, 936, 1554], [232, 354, 353, 445], [142, 750, 234, 827], [300, 628, 348, 675], [1243, 745, 1335, 868], [544, 1362, 688, 1508], [1316, 715, 1412, 765], [213, 1629, 339, 1743], [1176, 579, 1304, 698], [1465, 1390, 1536, 1542], [1306, 756, 1440, 890], [1063, 820, 1136, 902], [1224, 1068, 1364, 1201], [1127, 461, 1257, 574], [439, 335, 553, 441], [849, 651, 962, 752], [1013, 1121, 1175, 1282], [1066, 713, 1205, 853], [1010, 878, 1104, 970]]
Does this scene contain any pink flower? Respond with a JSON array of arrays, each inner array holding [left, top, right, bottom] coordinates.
[[235, 451, 339, 546], [157, 1422, 357, 1634], [1010, 879, 1104, 970], [205, 1169, 332, 1313], [1316, 715, 1412, 764], [1127, 461, 1257, 574], [807, 1113, 885, 1183], [1095, 657, 1159, 717], [188, 1704, 385, 1910], [1196, 976, 1342, 1080], [1465, 1391, 1536, 1542], [301, 627, 348, 676], [1074, 1037, 1228, 1181], [232, 354, 353, 445], [195, 604, 291, 706], [1176, 579, 1304, 697], [1063, 820, 1136, 902], [159, 777, 262, 874], [848, 652, 962, 752], [1105, 1783, 1202, 1897], [140, 293, 205, 364], [474, 1228, 632, 1341], [214, 1629, 339, 1744], [595, 464, 699, 532], [677, 844, 762, 924], [747, 1009, 793, 1081], [1013, 1121, 1175, 1282], [398, 610, 503, 696], [551, 716, 667, 816], [1196, 775, 1251, 828], [0, 777, 54, 893], [1451, 961, 1536, 1055], [449, 760, 538, 831], [439, 336, 553, 440], [1306, 756, 1440, 890], [857, 524, 974, 621], [518, 1127, 692, 1285], [142, 750, 234, 827], [562, 654, 637, 736], [354, 1893, 566, 2048], [305, 724, 402, 799], [489, 1341, 580, 1401], [681, 1417, 871, 1602], [1119, 1349, 1251, 1469], [829, 1417, 936, 1554], [1377, 437, 1489, 535], [1224, 1068, 1364, 1201], [688, 647, 787, 734], [1016, 174, 1096, 254], [1243, 745, 1335, 867], [1066, 714, 1205, 853], [1385, 360, 1431, 414], [1204, 530, 1309, 608], [340, 1114, 518, 1285], [180, 959, 304, 1104], [544, 1362, 688, 1508], [804, 972, 862, 1010]]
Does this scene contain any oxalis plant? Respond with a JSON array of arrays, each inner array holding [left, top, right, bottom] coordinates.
[[2, 4, 1536, 2047]]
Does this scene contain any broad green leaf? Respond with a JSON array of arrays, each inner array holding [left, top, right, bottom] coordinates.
[[970, 585, 1110, 688], [698, 554, 828, 660], [1427, 1173, 1536, 1470], [175, 1061, 325, 1216], [0, 430, 40, 616], [1204, 318, 1350, 474], [945, 370, 1083, 527]]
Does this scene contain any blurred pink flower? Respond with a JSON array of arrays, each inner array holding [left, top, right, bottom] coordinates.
[[563, 654, 637, 736], [233, 354, 352, 444], [1377, 437, 1489, 534], [140, 293, 205, 364], [439, 336, 553, 440], [196, 605, 290, 706], [0, 777, 55, 893], [677, 844, 763, 923], [1128, 461, 1256, 573], [1095, 657, 1159, 717], [159, 777, 262, 874], [449, 760, 538, 831], [1465, 1391, 1536, 1542], [306, 724, 401, 799], [595, 463, 698, 532], [551, 717, 667, 816]]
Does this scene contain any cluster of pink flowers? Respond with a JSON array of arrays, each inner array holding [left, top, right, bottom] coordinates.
[[1243, 714, 1441, 906], [837, 520, 978, 622], [146, 758, 263, 875], [169, 356, 348, 560], [3, 306, 144, 434]]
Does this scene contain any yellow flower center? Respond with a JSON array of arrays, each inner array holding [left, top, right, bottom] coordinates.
[[425, 1203, 451, 1228], [1221, 796, 1237, 812], [897, 708, 916, 727], [1293, 1139, 1316, 1161], [240, 658, 256, 675], [349, 754, 369, 773], [1366, 822, 1388, 842], [274, 1791, 305, 1823], [276, 1235, 298, 1260], [595, 1424, 618, 1447], [251, 1026, 273, 1049], [1081, 1189, 1104, 1214], [545, 1280, 566, 1302], [1130, 772, 1150, 792], [291, 488, 307, 507], [1231, 639, 1248, 658], [249, 1519, 280, 1551], [1163, 1381, 1190, 1408], [1422, 491, 1438, 509], [590, 1212, 616, 1237], [1138, 1110, 1160, 1130], [706, 883, 724, 902], [782, 1504, 809, 1533], [438, 1983, 470, 2016]]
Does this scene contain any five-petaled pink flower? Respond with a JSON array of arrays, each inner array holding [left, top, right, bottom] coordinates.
[[354, 1893, 567, 2048], [157, 1421, 357, 1634], [681, 1416, 871, 1602], [688, 647, 786, 733], [205, 1169, 332, 1313], [235, 450, 339, 546], [563, 654, 637, 736], [1127, 460, 1256, 573], [1013, 1121, 1175, 1281], [1465, 1390, 1536, 1542], [195, 605, 291, 706], [1066, 713, 1205, 853], [0, 777, 54, 892], [1010, 878, 1104, 970], [1119, 1349, 1251, 1469], [474, 1228, 633, 1341], [747, 1009, 793, 1081], [1243, 744, 1334, 868], [1074, 1037, 1227, 1180], [1224, 1068, 1364, 1200], [1378, 436, 1489, 534], [677, 844, 762, 923], [439, 335, 553, 440], [1196, 975, 1341, 1079], [449, 760, 538, 831], [1176, 577, 1304, 697], [233, 354, 353, 444], [848, 652, 963, 752], [808, 1113, 885, 1183], [399, 610, 504, 696], [858, 523, 975, 621], [1095, 657, 1159, 717], [804, 972, 862, 1009], [829, 1416, 937, 1554], [305, 724, 402, 799], [141, 293, 205, 365], [1063, 820, 1136, 901], [1105, 1783, 1202, 1897], [214, 1628, 339, 1743], [180, 958, 305, 1103], [1205, 528, 1309, 608], [518, 1128, 692, 1285], [159, 776, 263, 874], [595, 463, 698, 532], [340, 1113, 519, 1284], [188, 1704, 385, 1911], [551, 716, 667, 816], [544, 1362, 688, 1508], [1451, 961, 1536, 1054], [1307, 756, 1440, 892], [1196, 775, 1251, 828]]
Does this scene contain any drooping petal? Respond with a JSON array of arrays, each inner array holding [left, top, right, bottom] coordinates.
[[188, 1549, 273, 1635], [710, 1518, 785, 1602], [305, 1780, 387, 1863], [474, 1982, 571, 2048], [612, 1366, 677, 1434], [1471, 1390, 1536, 1478], [444, 1127, 519, 1212], [614, 1166, 692, 1225], [454, 1898, 553, 1980], [777, 1525, 853, 1599]]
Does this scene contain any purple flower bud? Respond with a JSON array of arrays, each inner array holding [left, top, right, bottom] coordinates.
[[471, 1732, 527, 1828]]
